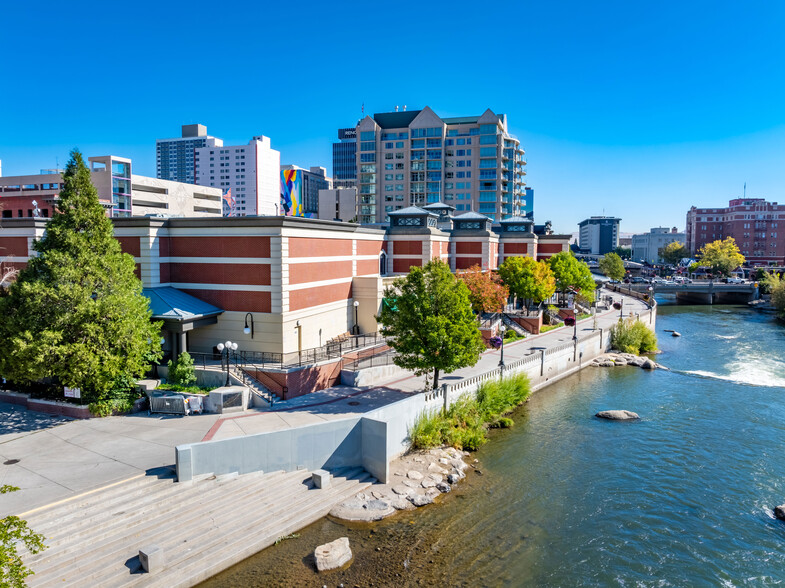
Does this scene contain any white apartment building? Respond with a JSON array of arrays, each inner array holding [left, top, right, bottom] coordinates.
[[156, 124, 223, 184], [631, 227, 685, 264], [195, 136, 280, 216], [355, 106, 527, 224]]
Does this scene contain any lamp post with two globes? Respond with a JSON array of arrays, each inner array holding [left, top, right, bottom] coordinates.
[[216, 341, 238, 387]]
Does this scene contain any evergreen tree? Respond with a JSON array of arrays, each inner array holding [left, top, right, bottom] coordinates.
[[377, 260, 485, 390], [0, 149, 162, 404]]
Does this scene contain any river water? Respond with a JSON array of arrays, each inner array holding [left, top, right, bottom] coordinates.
[[201, 303, 785, 587]]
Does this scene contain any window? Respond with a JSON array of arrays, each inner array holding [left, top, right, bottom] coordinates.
[[480, 124, 498, 134], [385, 174, 393, 180], [479, 135, 497, 145], [427, 150, 442, 159], [361, 164, 376, 173], [457, 138, 466, 146], [361, 131, 375, 140], [385, 142, 394, 149], [385, 153, 394, 159], [395, 174, 404, 180], [411, 139, 425, 148], [427, 139, 442, 147], [479, 159, 497, 168], [385, 164, 394, 170], [361, 141, 376, 151], [395, 184, 404, 191], [360, 153, 376, 162], [427, 161, 442, 170], [396, 163, 405, 170], [396, 141, 404, 148], [396, 152, 404, 159]]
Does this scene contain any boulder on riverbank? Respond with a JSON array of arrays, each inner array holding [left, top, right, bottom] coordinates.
[[775, 504, 785, 521], [596, 410, 640, 420], [314, 537, 352, 572]]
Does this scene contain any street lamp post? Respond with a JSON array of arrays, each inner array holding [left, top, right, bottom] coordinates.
[[353, 300, 360, 335], [216, 341, 238, 387], [619, 298, 624, 319], [498, 325, 507, 370]]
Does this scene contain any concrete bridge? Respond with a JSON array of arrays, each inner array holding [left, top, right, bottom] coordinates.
[[612, 282, 759, 305]]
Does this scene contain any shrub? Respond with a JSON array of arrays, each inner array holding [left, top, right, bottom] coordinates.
[[156, 384, 214, 395], [409, 373, 531, 451], [167, 352, 197, 387], [610, 317, 658, 354], [89, 397, 134, 417]]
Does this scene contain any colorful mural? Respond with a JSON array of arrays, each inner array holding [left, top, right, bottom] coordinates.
[[222, 188, 236, 217], [280, 169, 303, 216]]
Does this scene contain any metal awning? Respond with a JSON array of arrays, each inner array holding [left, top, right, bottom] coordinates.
[[142, 286, 224, 333]]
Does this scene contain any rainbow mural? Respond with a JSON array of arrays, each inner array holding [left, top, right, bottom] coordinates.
[[280, 169, 304, 216]]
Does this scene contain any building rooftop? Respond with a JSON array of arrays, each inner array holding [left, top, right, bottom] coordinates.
[[372, 111, 423, 129]]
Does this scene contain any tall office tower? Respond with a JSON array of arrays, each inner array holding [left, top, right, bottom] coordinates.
[[332, 128, 357, 188], [280, 165, 331, 216], [578, 216, 621, 255], [520, 187, 534, 219], [156, 124, 223, 184], [355, 106, 527, 224], [195, 136, 281, 216]]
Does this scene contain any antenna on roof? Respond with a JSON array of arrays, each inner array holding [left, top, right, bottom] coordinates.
[[395, 105, 399, 112], [403, 105, 407, 111]]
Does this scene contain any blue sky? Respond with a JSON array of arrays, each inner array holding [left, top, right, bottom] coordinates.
[[1, 1, 784, 234]]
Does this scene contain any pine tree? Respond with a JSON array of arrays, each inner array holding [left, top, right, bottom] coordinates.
[[0, 149, 162, 405]]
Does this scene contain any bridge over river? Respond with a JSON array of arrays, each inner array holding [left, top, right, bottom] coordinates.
[[607, 282, 759, 305]]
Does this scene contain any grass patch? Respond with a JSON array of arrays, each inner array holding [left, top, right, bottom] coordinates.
[[156, 384, 216, 395], [540, 323, 562, 333], [410, 373, 531, 451], [610, 317, 658, 354]]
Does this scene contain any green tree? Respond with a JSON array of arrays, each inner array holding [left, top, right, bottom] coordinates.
[[659, 241, 689, 265], [698, 237, 745, 277], [0, 149, 162, 404], [457, 264, 509, 314], [612, 246, 631, 260], [548, 251, 597, 303], [167, 351, 197, 387], [498, 256, 556, 310], [377, 259, 485, 390], [598, 252, 626, 281], [1, 485, 46, 588]]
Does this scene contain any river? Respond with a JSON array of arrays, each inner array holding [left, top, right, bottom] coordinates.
[[201, 302, 785, 587]]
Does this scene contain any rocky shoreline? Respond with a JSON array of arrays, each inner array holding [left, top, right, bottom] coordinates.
[[329, 446, 470, 522], [590, 351, 668, 371]]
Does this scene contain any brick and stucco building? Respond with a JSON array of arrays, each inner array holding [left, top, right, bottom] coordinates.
[[686, 198, 785, 265]]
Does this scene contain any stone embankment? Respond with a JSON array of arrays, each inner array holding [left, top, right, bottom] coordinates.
[[330, 447, 469, 521], [590, 352, 668, 371]]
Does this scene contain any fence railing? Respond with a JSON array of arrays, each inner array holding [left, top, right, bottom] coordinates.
[[341, 350, 398, 372], [188, 332, 387, 372]]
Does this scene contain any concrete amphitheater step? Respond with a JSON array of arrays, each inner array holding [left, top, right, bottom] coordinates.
[[25, 469, 283, 584], [25, 470, 281, 572], [27, 467, 373, 588]]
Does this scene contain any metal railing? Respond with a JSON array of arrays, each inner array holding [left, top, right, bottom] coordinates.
[[188, 332, 386, 372], [341, 350, 398, 372]]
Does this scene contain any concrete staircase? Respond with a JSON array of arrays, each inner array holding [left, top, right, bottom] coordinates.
[[234, 367, 281, 406], [22, 466, 374, 587], [501, 313, 529, 337]]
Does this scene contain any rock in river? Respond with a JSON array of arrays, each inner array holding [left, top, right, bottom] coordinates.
[[596, 410, 640, 420], [315, 537, 352, 572], [775, 504, 785, 521]]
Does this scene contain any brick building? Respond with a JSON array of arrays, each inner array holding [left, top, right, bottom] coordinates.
[[0, 210, 568, 374], [686, 198, 785, 265]]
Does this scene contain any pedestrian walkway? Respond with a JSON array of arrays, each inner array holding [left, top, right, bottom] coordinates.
[[0, 290, 650, 517]]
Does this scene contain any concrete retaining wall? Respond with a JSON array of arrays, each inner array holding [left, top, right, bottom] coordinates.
[[340, 363, 408, 387], [176, 303, 656, 485]]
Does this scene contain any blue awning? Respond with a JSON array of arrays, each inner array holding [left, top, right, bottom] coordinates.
[[142, 287, 224, 322]]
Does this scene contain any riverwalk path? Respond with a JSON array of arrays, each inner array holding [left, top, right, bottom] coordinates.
[[0, 290, 650, 519]]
